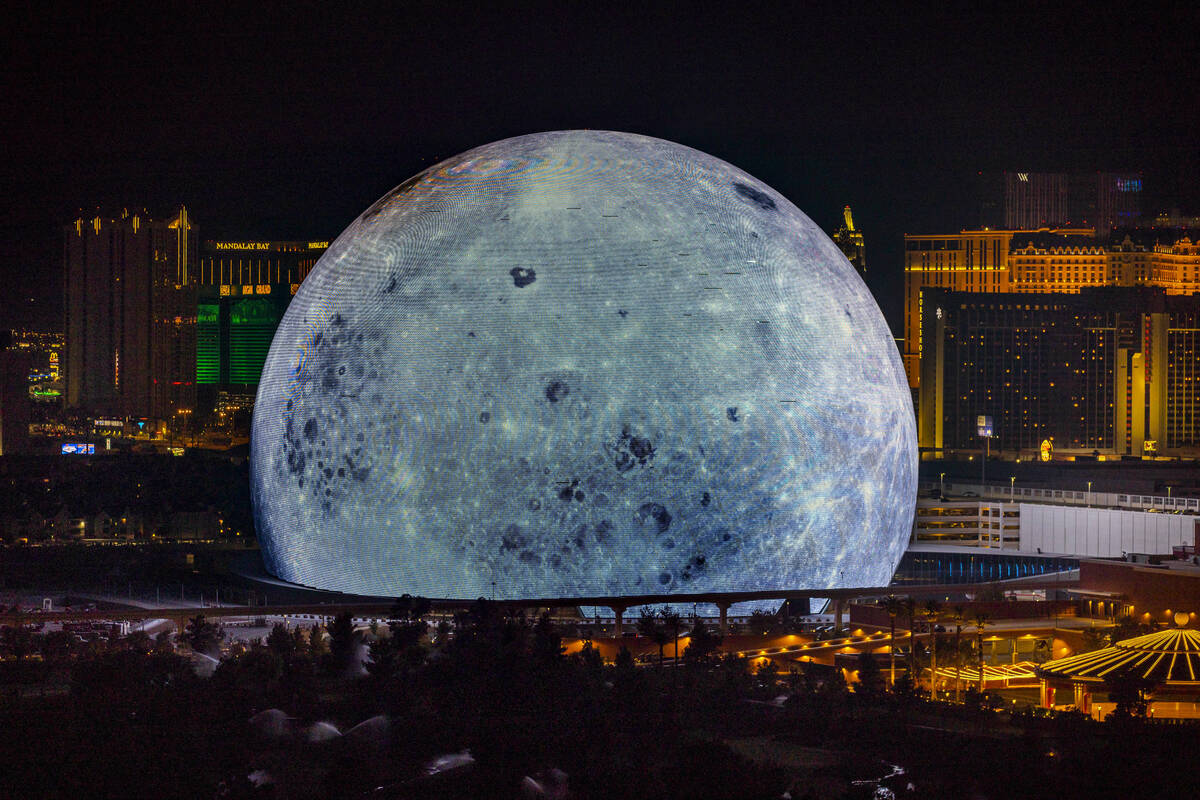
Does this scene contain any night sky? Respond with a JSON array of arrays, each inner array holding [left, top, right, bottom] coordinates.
[[3, 3, 1198, 332]]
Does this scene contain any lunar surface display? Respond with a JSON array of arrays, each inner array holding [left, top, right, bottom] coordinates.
[[251, 130, 916, 600]]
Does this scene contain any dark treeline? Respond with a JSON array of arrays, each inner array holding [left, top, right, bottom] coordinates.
[[3, 601, 1200, 799]]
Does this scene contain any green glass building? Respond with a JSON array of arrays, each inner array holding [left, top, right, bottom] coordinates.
[[196, 239, 326, 415]]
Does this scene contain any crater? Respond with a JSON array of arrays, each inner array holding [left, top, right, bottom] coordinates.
[[733, 182, 776, 211], [608, 426, 656, 473], [636, 502, 672, 533], [510, 267, 537, 288]]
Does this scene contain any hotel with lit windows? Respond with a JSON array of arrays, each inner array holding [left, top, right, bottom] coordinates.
[[904, 229, 1200, 458], [195, 239, 327, 417]]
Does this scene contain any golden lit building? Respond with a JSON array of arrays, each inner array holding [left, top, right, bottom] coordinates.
[[903, 228, 1091, 389], [904, 229, 1200, 391], [832, 205, 866, 279], [1152, 236, 1200, 291]]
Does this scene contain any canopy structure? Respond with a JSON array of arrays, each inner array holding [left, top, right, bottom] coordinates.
[[1038, 628, 1200, 685], [1036, 617, 1200, 717], [931, 661, 1040, 690]]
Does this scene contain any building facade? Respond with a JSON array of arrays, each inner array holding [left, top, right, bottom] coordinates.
[[195, 239, 326, 416], [904, 229, 1200, 391], [63, 207, 197, 421], [919, 286, 1200, 458], [914, 482, 1200, 558]]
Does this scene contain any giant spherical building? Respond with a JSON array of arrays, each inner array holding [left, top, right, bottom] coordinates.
[[251, 130, 916, 600]]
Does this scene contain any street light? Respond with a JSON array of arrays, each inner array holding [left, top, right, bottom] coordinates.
[[939, 472, 946, 498], [1010, 476, 1015, 502], [1087, 481, 1093, 507]]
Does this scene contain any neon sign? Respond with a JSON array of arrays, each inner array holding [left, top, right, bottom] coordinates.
[[212, 242, 272, 251]]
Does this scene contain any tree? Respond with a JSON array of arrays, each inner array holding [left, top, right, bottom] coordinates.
[[892, 669, 919, 703], [755, 658, 781, 695], [922, 599, 942, 700], [265, 623, 296, 658], [1107, 615, 1154, 646], [660, 608, 682, 664], [307, 623, 328, 658], [576, 639, 604, 675], [122, 630, 152, 654], [390, 594, 433, 633], [154, 630, 174, 655], [903, 596, 918, 676], [39, 630, 75, 665], [180, 614, 222, 655], [391, 597, 430, 655], [973, 612, 990, 695], [366, 596, 431, 682], [950, 604, 966, 702], [1080, 625, 1110, 654], [364, 635, 400, 682], [820, 667, 848, 704], [614, 644, 635, 671], [682, 618, 723, 666], [854, 652, 884, 700], [748, 609, 775, 636], [212, 646, 284, 705], [638, 606, 670, 667], [882, 595, 903, 687], [326, 612, 360, 676], [532, 611, 564, 665], [1106, 673, 1153, 722]]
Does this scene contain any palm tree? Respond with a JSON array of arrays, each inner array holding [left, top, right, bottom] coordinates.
[[882, 595, 903, 687], [661, 608, 682, 664], [638, 606, 670, 667], [923, 599, 942, 700], [903, 596, 918, 677], [950, 604, 966, 702], [973, 611, 990, 696]]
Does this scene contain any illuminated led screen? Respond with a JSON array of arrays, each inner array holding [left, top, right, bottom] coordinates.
[[251, 130, 916, 599], [61, 443, 95, 455]]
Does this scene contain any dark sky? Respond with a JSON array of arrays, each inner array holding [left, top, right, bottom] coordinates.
[[3, 3, 1198, 332]]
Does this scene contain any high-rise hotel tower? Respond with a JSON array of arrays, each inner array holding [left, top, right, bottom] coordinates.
[[63, 207, 197, 422]]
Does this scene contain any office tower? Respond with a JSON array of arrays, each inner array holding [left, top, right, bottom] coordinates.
[[63, 207, 197, 421], [832, 205, 866, 278]]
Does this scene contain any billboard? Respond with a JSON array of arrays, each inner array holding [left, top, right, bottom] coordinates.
[[61, 443, 95, 455]]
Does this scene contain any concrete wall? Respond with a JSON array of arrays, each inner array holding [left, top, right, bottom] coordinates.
[[1018, 503, 1199, 557]]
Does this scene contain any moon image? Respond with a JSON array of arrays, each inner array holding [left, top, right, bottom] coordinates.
[[251, 130, 916, 600]]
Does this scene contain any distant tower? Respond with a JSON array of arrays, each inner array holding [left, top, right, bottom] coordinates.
[[833, 205, 866, 278], [63, 206, 197, 421]]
